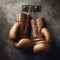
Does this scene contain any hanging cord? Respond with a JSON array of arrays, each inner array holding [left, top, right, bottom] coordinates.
[[20, 6, 32, 33], [27, 6, 32, 16], [31, 7, 36, 20]]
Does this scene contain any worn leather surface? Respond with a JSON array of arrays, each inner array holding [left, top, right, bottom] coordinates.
[[0, 0, 60, 60]]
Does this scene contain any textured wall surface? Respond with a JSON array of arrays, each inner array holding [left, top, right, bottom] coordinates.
[[0, 0, 60, 60]]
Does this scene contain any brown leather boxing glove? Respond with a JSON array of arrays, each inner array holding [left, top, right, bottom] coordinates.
[[9, 13, 32, 48], [31, 17, 51, 53]]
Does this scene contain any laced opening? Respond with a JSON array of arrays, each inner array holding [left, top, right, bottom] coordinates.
[[31, 8, 39, 36], [20, 6, 32, 34]]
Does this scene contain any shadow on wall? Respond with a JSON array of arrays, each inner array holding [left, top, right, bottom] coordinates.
[[0, 6, 11, 60]]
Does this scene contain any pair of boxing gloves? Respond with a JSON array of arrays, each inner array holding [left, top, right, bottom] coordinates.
[[9, 12, 51, 53]]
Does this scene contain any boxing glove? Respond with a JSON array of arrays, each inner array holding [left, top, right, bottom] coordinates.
[[9, 13, 32, 48], [31, 17, 51, 53]]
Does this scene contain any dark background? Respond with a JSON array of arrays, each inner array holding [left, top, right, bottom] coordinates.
[[0, 0, 60, 60]]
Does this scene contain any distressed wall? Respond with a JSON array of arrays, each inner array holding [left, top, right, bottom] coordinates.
[[0, 0, 60, 60]]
